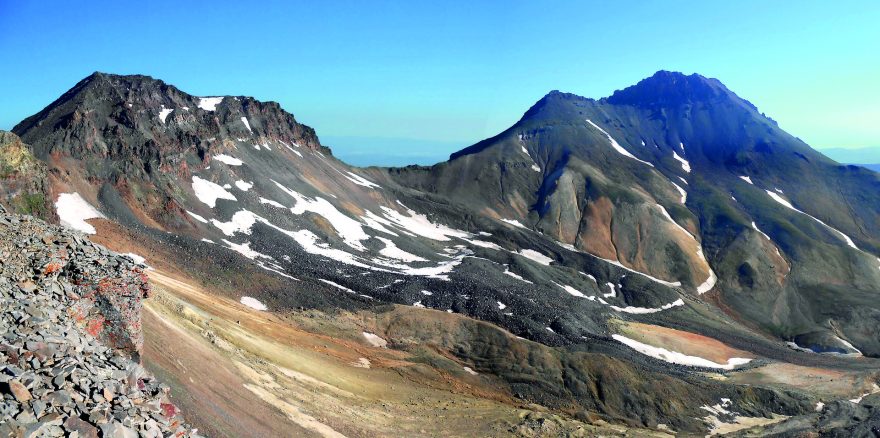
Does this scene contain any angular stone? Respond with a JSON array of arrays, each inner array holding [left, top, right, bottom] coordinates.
[[100, 421, 138, 438], [64, 416, 100, 438], [6, 380, 33, 402]]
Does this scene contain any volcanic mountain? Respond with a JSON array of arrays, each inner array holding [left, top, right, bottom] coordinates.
[[4, 70, 879, 436]]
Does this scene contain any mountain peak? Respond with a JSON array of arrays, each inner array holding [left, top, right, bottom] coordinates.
[[605, 70, 737, 107]]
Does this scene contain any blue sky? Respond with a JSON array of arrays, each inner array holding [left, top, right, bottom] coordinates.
[[1, 1, 878, 166]]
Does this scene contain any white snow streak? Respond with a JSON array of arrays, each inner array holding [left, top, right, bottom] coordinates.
[[214, 154, 244, 166], [672, 151, 691, 173], [765, 190, 858, 249], [517, 249, 553, 266], [612, 334, 751, 369], [586, 119, 654, 167]]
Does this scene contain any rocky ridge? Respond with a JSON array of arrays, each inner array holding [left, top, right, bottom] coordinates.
[[0, 206, 196, 438]]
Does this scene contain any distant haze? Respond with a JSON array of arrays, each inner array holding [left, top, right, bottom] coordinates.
[[322, 136, 463, 167], [818, 146, 880, 165]]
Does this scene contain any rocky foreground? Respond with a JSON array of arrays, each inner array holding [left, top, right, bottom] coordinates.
[[0, 207, 197, 438]]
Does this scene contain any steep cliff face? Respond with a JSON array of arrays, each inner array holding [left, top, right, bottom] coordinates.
[[0, 212, 195, 437]]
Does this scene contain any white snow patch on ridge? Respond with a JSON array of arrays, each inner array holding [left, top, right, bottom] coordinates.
[[192, 176, 237, 208], [259, 198, 285, 209], [586, 119, 654, 167], [319, 279, 356, 294], [739, 175, 753, 185], [235, 180, 253, 191], [379, 203, 470, 241], [274, 181, 371, 251], [376, 237, 427, 262], [240, 117, 252, 132], [517, 249, 553, 266], [240, 296, 267, 311], [362, 332, 387, 348], [503, 267, 532, 283], [672, 151, 691, 173], [55, 193, 105, 234], [612, 334, 751, 369], [198, 97, 223, 111], [611, 299, 684, 314], [671, 181, 687, 204], [554, 283, 594, 300], [158, 106, 173, 123], [765, 190, 858, 249], [344, 171, 381, 189], [500, 218, 527, 229], [211, 210, 258, 236], [214, 154, 243, 166], [186, 210, 209, 224], [696, 268, 718, 295]]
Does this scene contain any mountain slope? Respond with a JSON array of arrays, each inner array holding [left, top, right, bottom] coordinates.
[[388, 71, 880, 357], [7, 71, 880, 435]]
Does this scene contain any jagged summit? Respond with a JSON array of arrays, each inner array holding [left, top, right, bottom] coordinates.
[[606, 70, 759, 112]]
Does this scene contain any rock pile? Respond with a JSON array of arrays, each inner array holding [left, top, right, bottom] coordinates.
[[0, 213, 197, 437]]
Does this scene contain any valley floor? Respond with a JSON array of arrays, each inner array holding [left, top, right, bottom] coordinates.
[[142, 269, 666, 437]]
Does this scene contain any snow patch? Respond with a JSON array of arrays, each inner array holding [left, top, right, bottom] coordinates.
[[240, 296, 267, 311], [259, 197, 285, 209], [319, 279, 356, 294], [55, 193, 105, 234], [376, 236, 427, 262], [671, 181, 687, 204], [500, 218, 527, 229], [554, 283, 594, 300], [197, 97, 223, 111], [186, 210, 208, 224], [503, 267, 533, 284], [344, 171, 381, 189], [696, 268, 718, 295], [158, 106, 173, 123], [214, 154, 243, 166], [517, 249, 553, 266], [362, 332, 387, 348], [672, 151, 691, 173], [612, 334, 751, 369], [234, 180, 253, 191], [192, 176, 237, 208], [378, 203, 470, 241], [610, 299, 684, 314], [240, 117, 252, 132], [739, 175, 753, 185]]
